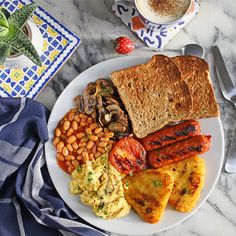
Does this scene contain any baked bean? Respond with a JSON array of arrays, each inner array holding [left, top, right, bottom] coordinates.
[[77, 147, 85, 154], [91, 145, 96, 155], [86, 140, 94, 149], [55, 128, 61, 137], [97, 132, 104, 138], [94, 127, 103, 134], [87, 117, 93, 124], [68, 112, 75, 121], [79, 113, 87, 119], [94, 152, 102, 158], [82, 152, 89, 163], [100, 137, 109, 142], [53, 137, 60, 145], [72, 142, 78, 149], [98, 141, 107, 148], [80, 121, 87, 126], [62, 146, 69, 156], [56, 141, 64, 152], [76, 132, 85, 139], [108, 140, 114, 144], [67, 167, 73, 173], [77, 155, 82, 160], [85, 127, 92, 135], [90, 123, 97, 130], [74, 115, 80, 122], [89, 135, 98, 141], [66, 128, 74, 136], [72, 120, 78, 130], [65, 155, 75, 161], [105, 132, 114, 138], [67, 135, 76, 144], [57, 154, 65, 161], [89, 153, 94, 160], [67, 144, 73, 152], [63, 120, 70, 131], [97, 147, 105, 153], [72, 160, 79, 168], [107, 144, 113, 150], [78, 142, 86, 147]]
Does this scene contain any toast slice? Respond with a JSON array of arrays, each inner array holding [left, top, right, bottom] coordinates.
[[158, 156, 205, 212], [122, 169, 174, 223], [172, 56, 219, 119], [111, 55, 192, 138]]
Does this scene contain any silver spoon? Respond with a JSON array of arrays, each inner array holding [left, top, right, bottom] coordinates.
[[137, 44, 204, 58]]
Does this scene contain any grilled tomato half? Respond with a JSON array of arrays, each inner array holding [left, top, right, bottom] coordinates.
[[109, 137, 146, 175]]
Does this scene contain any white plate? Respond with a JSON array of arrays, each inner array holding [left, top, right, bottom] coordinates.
[[45, 56, 224, 235]]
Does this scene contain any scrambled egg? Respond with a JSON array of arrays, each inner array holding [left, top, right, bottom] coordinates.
[[69, 153, 131, 219]]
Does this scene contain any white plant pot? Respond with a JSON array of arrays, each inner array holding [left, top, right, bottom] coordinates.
[[3, 20, 43, 69]]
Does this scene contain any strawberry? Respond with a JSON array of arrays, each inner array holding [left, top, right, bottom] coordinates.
[[114, 36, 134, 55]]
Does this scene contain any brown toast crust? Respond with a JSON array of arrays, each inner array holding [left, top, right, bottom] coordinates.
[[172, 56, 219, 119], [110, 55, 192, 138]]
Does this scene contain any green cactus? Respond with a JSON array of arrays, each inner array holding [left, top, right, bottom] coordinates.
[[0, 3, 42, 66]]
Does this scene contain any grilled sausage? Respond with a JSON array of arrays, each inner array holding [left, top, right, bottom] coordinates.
[[140, 120, 200, 151], [148, 135, 211, 168]]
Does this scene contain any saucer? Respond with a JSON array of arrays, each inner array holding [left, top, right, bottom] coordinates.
[[112, 0, 200, 48]]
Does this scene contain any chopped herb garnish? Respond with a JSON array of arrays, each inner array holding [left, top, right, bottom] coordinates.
[[125, 182, 129, 188], [97, 202, 104, 210], [104, 189, 108, 195], [77, 166, 82, 173], [181, 187, 190, 195], [87, 171, 93, 183], [103, 210, 108, 215], [151, 179, 162, 187], [129, 172, 134, 177]]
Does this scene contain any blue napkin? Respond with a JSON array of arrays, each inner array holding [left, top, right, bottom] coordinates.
[[0, 97, 106, 236]]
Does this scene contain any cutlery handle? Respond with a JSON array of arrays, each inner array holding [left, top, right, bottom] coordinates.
[[136, 45, 181, 53], [225, 128, 236, 173]]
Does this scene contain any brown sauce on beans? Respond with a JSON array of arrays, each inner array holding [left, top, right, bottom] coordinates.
[[53, 109, 115, 174]]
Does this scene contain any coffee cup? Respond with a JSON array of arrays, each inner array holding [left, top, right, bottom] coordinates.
[[115, 0, 192, 30]]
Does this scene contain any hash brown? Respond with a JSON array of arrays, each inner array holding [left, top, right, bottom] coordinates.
[[159, 156, 205, 212], [122, 169, 174, 223]]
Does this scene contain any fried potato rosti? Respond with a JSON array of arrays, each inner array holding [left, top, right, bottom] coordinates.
[[122, 169, 174, 224], [159, 156, 205, 212]]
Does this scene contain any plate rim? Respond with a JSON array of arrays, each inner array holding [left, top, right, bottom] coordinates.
[[45, 55, 225, 235]]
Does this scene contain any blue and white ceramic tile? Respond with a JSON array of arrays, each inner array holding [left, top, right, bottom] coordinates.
[[0, 0, 81, 98]]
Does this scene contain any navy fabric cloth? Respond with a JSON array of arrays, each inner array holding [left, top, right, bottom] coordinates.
[[0, 97, 106, 236]]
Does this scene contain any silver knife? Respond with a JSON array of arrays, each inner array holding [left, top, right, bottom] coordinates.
[[212, 45, 236, 174]]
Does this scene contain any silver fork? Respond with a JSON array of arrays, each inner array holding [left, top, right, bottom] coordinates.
[[212, 46, 236, 174]]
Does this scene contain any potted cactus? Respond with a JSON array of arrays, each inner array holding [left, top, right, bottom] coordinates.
[[0, 2, 43, 68]]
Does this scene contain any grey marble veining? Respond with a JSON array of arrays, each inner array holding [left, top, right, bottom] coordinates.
[[36, 0, 236, 235]]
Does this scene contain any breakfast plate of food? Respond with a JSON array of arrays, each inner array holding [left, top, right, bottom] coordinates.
[[45, 55, 224, 235]]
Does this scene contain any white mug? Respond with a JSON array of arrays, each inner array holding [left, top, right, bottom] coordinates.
[[115, 0, 192, 30]]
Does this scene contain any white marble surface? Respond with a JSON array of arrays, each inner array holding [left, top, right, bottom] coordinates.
[[36, 0, 236, 235]]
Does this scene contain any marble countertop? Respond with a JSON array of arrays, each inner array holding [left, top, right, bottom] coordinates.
[[36, 0, 236, 235]]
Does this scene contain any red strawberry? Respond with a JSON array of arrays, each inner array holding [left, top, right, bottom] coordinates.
[[114, 36, 134, 55]]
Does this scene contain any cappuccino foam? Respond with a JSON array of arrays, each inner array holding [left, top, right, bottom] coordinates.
[[136, 0, 190, 24]]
